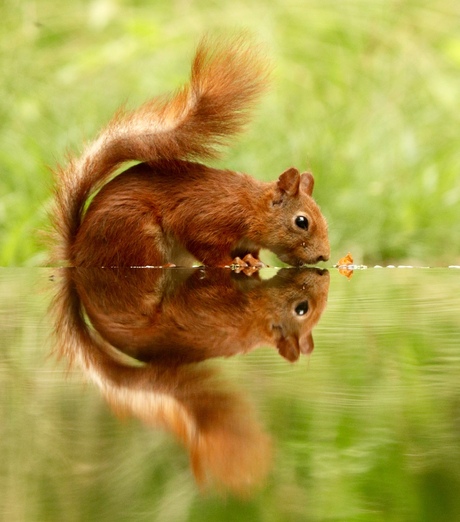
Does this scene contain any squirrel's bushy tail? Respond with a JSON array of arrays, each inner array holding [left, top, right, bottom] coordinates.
[[51, 35, 270, 264]]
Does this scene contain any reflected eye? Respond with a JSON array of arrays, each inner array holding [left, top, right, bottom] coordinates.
[[295, 216, 309, 230], [295, 301, 309, 316]]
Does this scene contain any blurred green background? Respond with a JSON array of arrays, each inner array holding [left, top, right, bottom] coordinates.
[[1, 0, 459, 266]]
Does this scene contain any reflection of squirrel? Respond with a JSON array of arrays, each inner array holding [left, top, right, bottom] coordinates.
[[52, 267, 329, 494], [53, 270, 271, 496], [68, 266, 330, 363], [51, 36, 330, 268]]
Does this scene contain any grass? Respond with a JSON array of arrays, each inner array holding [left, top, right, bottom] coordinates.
[[1, 0, 459, 266]]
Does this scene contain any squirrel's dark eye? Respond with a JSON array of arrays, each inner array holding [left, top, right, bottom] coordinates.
[[295, 216, 309, 230], [295, 301, 309, 316]]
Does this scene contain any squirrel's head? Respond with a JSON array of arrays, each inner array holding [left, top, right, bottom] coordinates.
[[261, 167, 330, 266]]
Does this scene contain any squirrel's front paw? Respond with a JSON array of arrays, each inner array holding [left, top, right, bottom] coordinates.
[[230, 256, 249, 270], [230, 254, 265, 275], [242, 253, 266, 268]]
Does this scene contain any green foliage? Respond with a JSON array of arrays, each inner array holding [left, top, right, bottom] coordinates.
[[1, 0, 459, 265]]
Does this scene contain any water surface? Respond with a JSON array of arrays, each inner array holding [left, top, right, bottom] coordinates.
[[1, 267, 459, 521]]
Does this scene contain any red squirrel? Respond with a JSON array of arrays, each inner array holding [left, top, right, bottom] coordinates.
[[52, 266, 329, 494], [51, 36, 330, 268]]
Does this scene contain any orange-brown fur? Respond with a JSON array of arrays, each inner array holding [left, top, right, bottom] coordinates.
[[50, 35, 331, 495], [51, 36, 330, 268], [52, 266, 329, 494], [69, 266, 330, 363]]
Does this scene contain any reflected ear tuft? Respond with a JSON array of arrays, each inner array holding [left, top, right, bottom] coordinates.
[[300, 333, 314, 355], [277, 335, 300, 362]]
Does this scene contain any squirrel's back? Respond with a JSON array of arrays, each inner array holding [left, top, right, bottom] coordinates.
[[51, 36, 271, 265]]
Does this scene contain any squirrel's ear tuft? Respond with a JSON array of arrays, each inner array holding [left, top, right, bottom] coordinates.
[[300, 172, 315, 196], [277, 167, 300, 197]]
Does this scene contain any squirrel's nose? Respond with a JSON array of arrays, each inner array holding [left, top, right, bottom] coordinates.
[[316, 254, 329, 263]]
